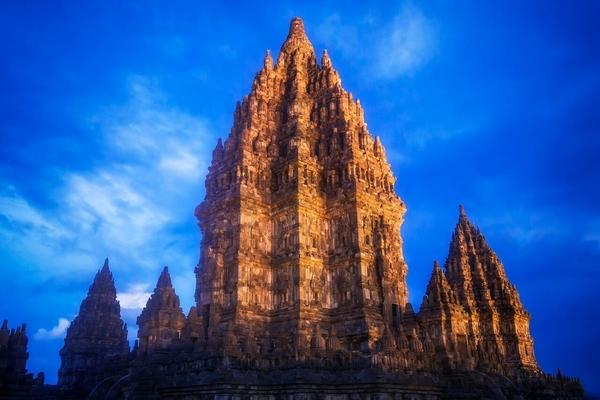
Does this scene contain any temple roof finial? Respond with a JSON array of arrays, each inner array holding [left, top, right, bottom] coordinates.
[[264, 49, 273, 70], [157, 266, 172, 289], [280, 17, 314, 57], [321, 49, 332, 69], [101, 257, 110, 272], [289, 17, 305, 36]]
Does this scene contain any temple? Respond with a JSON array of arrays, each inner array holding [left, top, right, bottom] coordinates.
[[57, 259, 129, 397], [0, 18, 584, 399], [0, 320, 45, 398], [194, 15, 408, 364], [136, 266, 187, 357]]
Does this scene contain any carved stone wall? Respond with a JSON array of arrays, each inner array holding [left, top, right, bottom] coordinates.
[[137, 267, 187, 356], [0, 320, 37, 397], [194, 18, 408, 362], [443, 206, 538, 373], [49, 17, 584, 400], [58, 259, 129, 393]]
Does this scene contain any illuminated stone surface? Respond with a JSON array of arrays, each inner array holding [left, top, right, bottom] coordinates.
[[137, 267, 187, 357], [44, 17, 584, 400], [194, 16, 409, 365]]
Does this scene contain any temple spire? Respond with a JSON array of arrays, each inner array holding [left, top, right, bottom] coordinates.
[[59, 259, 129, 391], [321, 49, 332, 69], [441, 206, 537, 370], [89, 258, 115, 296], [279, 17, 315, 60], [424, 261, 455, 305], [157, 266, 172, 289], [102, 257, 109, 271], [137, 266, 186, 356], [197, 16, 407, 363], [288, 17, 306, 39], [264, 49, 273, 70]]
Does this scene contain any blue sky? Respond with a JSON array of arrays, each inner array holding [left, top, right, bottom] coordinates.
[[1, 0, 599, 392]]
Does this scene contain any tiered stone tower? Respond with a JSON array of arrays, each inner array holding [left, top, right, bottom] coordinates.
[[418, 261, 472, 369], [418, 207, 538, 374], [0, 320, 38, 396], [137, 267, 186, 356], [0, 321, 28, 379], [195, 17, 408, 361], [49, 18, 584, 400], [58, 259, 129, 393], [444, 206, 537, 371]]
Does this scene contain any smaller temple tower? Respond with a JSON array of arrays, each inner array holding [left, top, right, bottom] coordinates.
[[137, 267, 186, 357], [0, 320, 35, 395], [443, 206, 537, 373], [418, 261, 473, 369], [0, 320, 28, 376], [58, 259, 129, 393]]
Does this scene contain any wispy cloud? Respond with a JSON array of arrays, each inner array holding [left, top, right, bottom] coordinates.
[[373, 5, 436, 79], [34, 318, 70, 340], [117, 283, 152, 310], [0, 76, 210, 288], [584, 219, 600, 249], [481, 210, 561, 246], [315, 4, 436, 80], [0, 188, 69, 241], [402, 126, 475, 151], [584, 233, 600, 247], [315, 14, 361, 57]]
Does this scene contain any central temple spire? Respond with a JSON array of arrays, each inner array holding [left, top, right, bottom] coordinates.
[[195, 17, 407, 360], [279, 16, 315, 64], [288, 17, 305, 37], [50, 19, 578, 399], [282, 17, 310, 49]]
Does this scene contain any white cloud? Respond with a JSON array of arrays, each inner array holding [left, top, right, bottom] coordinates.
[[34, 318, 70, 340], [0, 189, 69, 240], [481, 211, 561, 246], [315, 5, 436, 80], [374, 5, 436, 78], [118, 283, 152, 310], [584, 233, 600, 247], [315, 13, 360, 57], [0, 76, 211, 281], [159, 149, 201, 179], [584, 219, 600, 248]]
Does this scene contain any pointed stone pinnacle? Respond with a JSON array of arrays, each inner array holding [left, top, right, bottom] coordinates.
[[101, 257, 110, 272], [96, 258, 112, 280], [137, 265, 186, 355], [458, 204, 466, 217], [89, 258, 116, 297], [321, 49, 332, 68], [280, 17, 313, 56], [289, 17, 305, 36], [264, 49, 273, 70], [157, 266, 172, 288], [97, 258, 112, 282]]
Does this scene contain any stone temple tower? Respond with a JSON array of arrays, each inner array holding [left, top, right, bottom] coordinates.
[[194, 17, 408, 361], [137, 266, 186, 357], [58, 259, 129, 393], [444, 206, 537, 372], [46, 18, 583, 400]]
